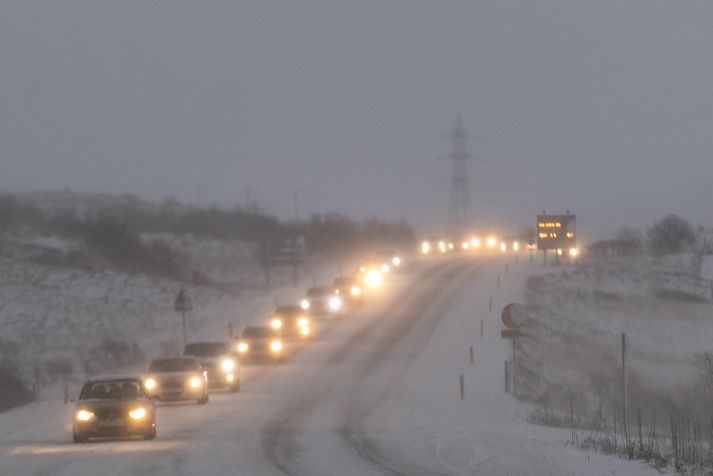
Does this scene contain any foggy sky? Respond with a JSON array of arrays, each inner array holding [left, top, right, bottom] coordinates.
[[1, 1, 712, 239]]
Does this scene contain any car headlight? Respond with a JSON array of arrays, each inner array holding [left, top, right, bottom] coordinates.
[[270, 341, 283, 352], [271, 318, 283, 329], [297, 317, 309, 328], [329, 296, 342, 311], [351, 286, 362, 296], [144, 378, 157, 391], [300, 326, 310, 336], [222, 358, 236, 372], [487, 237, 496, 248], [129, 407, 147, 420], [438, 241, 446, 253], [237, 342, 249, 353], [381, 264, 390, 273], [189, 376, 202, 389], [300, 299, 310, 310], [513, 241, 520, 251], [359, 266, 366, 273], [365, 271, 383, 288], [76, 410, 95, 422], [471, 238, 480, 248], [421, 242, 430, 254], [392, 256, 401, 266], [225, 373, 235, 383]]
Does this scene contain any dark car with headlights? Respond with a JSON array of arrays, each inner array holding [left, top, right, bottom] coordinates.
[[270, 305, 311, 338], [72, 375, 156, 443], [143, 357, 209, 404], [333, 276, 364, 307], [183, 342, 240, 392], [235, 326, 285, 363], [300, 286, 344, 317]]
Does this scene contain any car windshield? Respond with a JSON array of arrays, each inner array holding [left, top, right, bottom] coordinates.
[[307, 288, 331, 297], [242, 327, 272, 338], [275, 306, 300, 316], [184, 343, 227, 357], [148, 358, 199, 372], [79, 380, 144, 400]]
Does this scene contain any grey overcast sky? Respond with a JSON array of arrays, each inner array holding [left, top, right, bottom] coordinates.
[[1, 1, 712, 238]]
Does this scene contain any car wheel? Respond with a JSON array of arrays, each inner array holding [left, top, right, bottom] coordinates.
[[143, 426, 156, 440], [198, 394, 209, 405]]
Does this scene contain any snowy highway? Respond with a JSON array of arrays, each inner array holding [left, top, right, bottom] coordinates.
[[0, 257, 659, 475]]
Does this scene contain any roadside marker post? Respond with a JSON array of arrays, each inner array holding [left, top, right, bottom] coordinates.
[[469, 346, 474, 365], [460, 374, 465, 400], [480, 320, 484, 338]]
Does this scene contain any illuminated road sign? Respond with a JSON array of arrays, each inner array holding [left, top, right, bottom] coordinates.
[[536, 214, 576, 251]]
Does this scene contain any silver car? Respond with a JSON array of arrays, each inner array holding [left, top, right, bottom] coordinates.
[[143, 357, 209, 404]]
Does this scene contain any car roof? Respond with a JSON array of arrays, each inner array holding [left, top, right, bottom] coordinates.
[[87, 373, 142, 382], [275, 305, 300, 312], [150, 356, 198, 362]]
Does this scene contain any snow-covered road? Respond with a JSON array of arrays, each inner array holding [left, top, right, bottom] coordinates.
[[0, 257, 660, 475]]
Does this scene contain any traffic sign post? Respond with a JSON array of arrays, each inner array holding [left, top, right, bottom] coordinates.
[[174, 288, 193, 347], [501, 303, 529, 398]]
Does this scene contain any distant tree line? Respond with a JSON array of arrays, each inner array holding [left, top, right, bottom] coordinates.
[[0, 193, 413, 277], [588, 213, 698, 258]]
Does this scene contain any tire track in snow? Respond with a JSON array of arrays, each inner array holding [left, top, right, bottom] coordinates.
[[338, 263, 483, 476], [259, 260, 463, 475]]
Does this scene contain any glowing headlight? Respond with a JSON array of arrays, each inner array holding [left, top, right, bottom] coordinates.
[[270, 341, 283, 352], [392, 256, 401, 266], [471, 238, 480, 248], [569, 248, 578, 257], [300, 326, 310, 336], [461, 242, 470, 250], [237, 342, 249, 353], [129, 407, 147, 420], [189, 376, 202, 388], [500, 242, 507, 252], [225, 373, 235, 383], [487, 237, 497, 248], [513, 241, 520, 252], [438, 241, 446, 253], [365, 271, 383, 288], [329, 296, 343, 311], [421, 242, 430, 254], [221, 359, 236, 372], [448, 243, 454, 250], [300, 299, 310, 310], [380, 264, 390, 273], [76, 410, 95, 421], [297, 317, 309, 328], [351, 286, 362, 296], [359, 266, 366, 273], [144, 378, 157, 391], [271, 318, 283, 329], [557, 249, 563, 256]]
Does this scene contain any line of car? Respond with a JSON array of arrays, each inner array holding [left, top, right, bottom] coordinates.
[[70, 250, 404, 443]]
